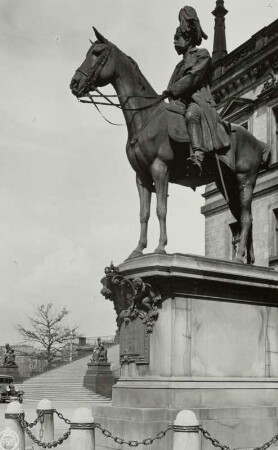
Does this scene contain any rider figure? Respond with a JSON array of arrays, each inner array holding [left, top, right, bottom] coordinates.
[[162, 6, 230, 176]]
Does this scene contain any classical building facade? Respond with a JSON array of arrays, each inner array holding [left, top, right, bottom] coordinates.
[[202, 1, 278, 268]]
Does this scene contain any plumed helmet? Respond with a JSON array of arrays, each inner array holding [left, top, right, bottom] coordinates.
[[178, 6, 208, 46]]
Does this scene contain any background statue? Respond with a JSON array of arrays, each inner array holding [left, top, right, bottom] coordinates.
[[90, 338, 108, 363], [3, 343, 17, 367], [70, 8, 271, 265]]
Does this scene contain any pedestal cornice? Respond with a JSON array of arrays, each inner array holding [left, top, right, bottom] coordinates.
[[118, 253, 278, 306]]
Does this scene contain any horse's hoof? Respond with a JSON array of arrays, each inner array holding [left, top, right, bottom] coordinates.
[[154, 248, 167, 255], [233, 257, 244, 264], [126, 250, 143, 260]]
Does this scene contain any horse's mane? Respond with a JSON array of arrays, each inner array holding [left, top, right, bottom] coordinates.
[[127, 55, 147, 92], [114, 45, 157, 95]]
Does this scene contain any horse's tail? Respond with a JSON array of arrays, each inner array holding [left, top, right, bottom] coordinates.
[[260, 141, 272, 169]]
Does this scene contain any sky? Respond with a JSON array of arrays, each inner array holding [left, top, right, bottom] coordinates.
[[0, 0, 277, 345]]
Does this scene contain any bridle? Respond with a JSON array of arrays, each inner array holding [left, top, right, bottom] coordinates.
[[76, 44, 112, 94], [75, 43, 164, 126]]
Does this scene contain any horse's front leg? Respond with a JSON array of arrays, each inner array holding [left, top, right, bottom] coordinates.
[[151, 159, 169, 254], [234, 179, 255, 264], [127, 174, 152, 260]]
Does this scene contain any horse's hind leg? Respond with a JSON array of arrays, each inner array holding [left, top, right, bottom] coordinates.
[[127, 174, 152, 260], [246, 223, 255, 265], [234, 176, 255, 264]]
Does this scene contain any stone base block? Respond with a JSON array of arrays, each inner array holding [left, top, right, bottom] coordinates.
[[92, 403, 278, 450], [83, 363, 114, 398], [112, 378, 278, 409], [94, 254, 278, 449], [0, 366, 22, 383]]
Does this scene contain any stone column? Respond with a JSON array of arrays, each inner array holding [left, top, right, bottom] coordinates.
[[212, 0, 228, 64]]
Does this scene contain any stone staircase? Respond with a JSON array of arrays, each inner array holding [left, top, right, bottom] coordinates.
[[20, 354, 112, 403]]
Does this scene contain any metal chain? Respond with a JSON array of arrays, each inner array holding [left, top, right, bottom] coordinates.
[[95, 422, 173, 446], [200, 425, 278, 450], [39, 415, 44, 441], [54, 410, 71, 425], [253, 432, 278, 450], [199, 426, 231, 450], [19, 410, 44, 429], [18, 412, 278, 450], [18, 413, 71, 448]]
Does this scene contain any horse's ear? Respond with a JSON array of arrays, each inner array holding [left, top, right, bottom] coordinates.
[[92, 27, 110, 45]]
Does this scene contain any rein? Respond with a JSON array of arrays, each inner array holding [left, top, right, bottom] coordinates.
[[79, 90, 163, 111], [79, 90, 164, 126]]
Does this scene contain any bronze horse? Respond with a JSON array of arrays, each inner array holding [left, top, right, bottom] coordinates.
[[70, 28, 271, 264]]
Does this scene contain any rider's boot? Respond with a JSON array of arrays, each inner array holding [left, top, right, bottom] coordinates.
[[185, 108, 205, 177]]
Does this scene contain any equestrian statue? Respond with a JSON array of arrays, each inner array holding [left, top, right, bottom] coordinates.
[[70, 6, 271, 265]]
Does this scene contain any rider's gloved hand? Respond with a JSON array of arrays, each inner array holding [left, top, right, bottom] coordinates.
[[160, 89, 171, 100]]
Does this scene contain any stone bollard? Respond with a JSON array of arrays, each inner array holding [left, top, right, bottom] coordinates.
[[70, 407, 95, 450], [4, 401, 25, 450], [36, 398, 54, 445], [173, 410, 200, 450]]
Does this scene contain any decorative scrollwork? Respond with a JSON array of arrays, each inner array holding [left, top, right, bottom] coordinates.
[[101, 263, 161, 333]]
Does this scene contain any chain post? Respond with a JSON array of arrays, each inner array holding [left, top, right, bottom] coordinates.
[[35, 399, 54, 447], [70, 407, 95, 450], [173, 410, 200, 450], [5, 401, 25, 450]]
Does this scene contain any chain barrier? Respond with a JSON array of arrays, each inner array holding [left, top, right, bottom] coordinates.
[[199, 426, 231, 450], [95, 422, 173, 446], [54, 410, 71, 425], [253, 432, 278, 450], [16, 408, 278, 450], [18, 410, 44, 430], [200, 425, 278, 450], [18, 410, 71, 449]]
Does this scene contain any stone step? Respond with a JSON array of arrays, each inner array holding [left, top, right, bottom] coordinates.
[[20, 353, 113, 403], [22, 383, 88, 386]]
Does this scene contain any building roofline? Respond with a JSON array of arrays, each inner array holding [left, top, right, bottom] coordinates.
[[213, 18, 278, 71]]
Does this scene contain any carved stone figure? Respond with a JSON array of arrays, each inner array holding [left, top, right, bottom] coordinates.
[[161, 6, 230, 177], [90, 338, 108, 363], [101, 264, 161, 333], [3, 344, 17, 368], [70, 7, 271, 265], [132, 277, 158, 314]]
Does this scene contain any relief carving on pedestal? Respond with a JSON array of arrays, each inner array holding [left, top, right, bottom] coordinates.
[[101, 263, 161, 333]]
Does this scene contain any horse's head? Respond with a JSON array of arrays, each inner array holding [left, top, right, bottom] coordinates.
[[70, 28, 116, 98]]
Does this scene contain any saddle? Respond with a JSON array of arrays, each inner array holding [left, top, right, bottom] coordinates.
[[166, 100, 190, 143], [166, 101, 235, 172]]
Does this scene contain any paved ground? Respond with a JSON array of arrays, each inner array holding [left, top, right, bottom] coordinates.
[[0, 398, 111, 449]]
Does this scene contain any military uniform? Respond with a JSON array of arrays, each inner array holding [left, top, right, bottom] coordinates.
[[163, 6, 230, 175], [167, 46, 230, 154]]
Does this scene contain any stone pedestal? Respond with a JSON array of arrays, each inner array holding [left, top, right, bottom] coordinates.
[[84, 363, 114, 398], [93, 254, 278, 450], [0, 366, 22, 383]]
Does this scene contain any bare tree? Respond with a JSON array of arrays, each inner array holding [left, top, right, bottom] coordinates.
[[16, 303, 78, 367]]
